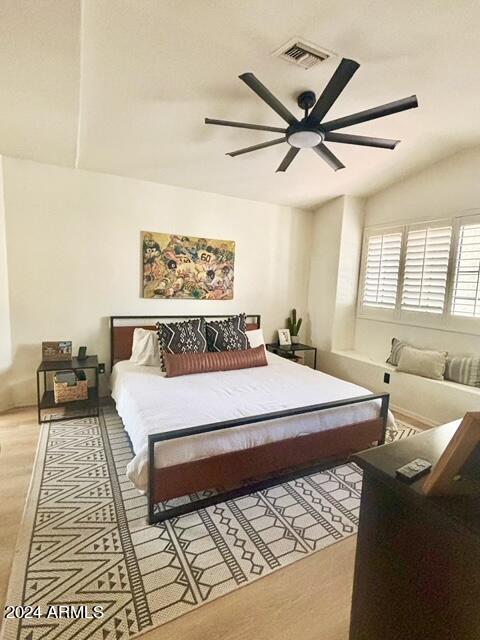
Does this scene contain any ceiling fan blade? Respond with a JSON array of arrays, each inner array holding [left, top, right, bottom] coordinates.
[[205, 118, 286, 134], [324, 132, 400, 149], [276, 147, 299, 172], [313, 143, 345, 171], [239, 73, 297, 125], [226, 136, 287, 157], [322, 95, 418, 132], [308, 58, 360, 124]]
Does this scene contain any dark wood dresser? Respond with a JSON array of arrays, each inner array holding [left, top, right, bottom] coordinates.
[[350, 422, 480, 640]]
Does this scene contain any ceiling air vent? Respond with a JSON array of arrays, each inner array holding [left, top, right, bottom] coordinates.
[[273, 38, 332, 70]]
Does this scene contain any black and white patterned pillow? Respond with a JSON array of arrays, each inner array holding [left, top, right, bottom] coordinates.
[[206, 314, 251, 352], [156, 318, 207, 370]]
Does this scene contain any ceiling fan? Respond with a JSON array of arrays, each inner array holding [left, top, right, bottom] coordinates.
[[205, 58, 418, 172]]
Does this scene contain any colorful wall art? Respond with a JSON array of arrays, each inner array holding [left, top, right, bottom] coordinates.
[[142, 231, 235, 299]]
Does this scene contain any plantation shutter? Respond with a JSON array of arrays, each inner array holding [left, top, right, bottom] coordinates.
[[362, 230, 402, 309], [401, 224, 452, 314], [451, 218, 480, 318]]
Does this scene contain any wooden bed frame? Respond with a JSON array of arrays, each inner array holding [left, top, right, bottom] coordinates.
[[110, 315, 389, 525]]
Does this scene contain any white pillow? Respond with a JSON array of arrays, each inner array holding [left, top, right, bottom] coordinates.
[[397, 345, 447, 381], [246, 328, 265, 349], [130, 328, 162, 366]]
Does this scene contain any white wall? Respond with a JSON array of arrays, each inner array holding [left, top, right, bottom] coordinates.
[[1, 157, 313, 409], [308, 195, 364, 352], [333, 196, 365, 351], [308, 198, 343, 351], [356, 145, 480, 361], [0, 157, 13, 409], [365, 146, 480, 227]]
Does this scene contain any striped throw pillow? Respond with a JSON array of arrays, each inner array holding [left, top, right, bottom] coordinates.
[[386, 338, 409, 366], [445, 356, 480, 387]]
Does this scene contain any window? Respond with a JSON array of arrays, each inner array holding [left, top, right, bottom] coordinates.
[[358, 213, 480, 330], [362, 230, 402, 309], [451, 219, 480, 318], [401, 225, 452, 314]]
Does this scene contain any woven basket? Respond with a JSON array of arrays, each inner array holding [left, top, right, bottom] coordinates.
[[53, 378, 88, 403]]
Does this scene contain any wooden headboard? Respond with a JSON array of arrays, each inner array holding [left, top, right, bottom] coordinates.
[[110, 315, 261, 370]]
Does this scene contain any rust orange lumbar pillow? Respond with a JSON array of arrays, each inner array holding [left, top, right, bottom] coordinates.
[[164, 344, 268, 378]]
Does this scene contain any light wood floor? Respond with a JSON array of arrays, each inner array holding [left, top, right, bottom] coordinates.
[[0, 406, 427, 640]]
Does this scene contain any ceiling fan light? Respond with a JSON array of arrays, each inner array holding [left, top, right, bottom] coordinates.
[[287, 129, 323, 148]]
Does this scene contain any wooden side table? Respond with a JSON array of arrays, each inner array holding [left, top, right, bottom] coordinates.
[[266, 343, 317, 369], [36, 356, 99, 424]]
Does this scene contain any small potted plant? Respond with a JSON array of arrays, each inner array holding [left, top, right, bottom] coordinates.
[[287, 309, 302, 344]]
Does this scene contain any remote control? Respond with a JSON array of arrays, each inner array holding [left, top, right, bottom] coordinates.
[[395, 458, 432, 483]]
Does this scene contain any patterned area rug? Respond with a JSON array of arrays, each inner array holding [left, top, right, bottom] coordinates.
[[1, 408, 417, 640]]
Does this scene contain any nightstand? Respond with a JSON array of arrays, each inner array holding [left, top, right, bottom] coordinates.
[[266, 343, 317, 369], [36, 356, 99, 424]]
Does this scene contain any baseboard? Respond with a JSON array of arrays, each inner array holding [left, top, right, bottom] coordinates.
[[390, 403, 439, 428], [0, 400, 34, 414]]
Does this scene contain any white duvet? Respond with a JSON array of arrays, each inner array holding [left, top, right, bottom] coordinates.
[[111, 352, 395, 491]]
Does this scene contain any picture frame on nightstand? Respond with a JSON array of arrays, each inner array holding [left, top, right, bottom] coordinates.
[[278, 328, 291, 346], [42, 341, 72, 362]]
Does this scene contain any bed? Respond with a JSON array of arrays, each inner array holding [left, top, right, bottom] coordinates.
[[110, 315, 393, 524]]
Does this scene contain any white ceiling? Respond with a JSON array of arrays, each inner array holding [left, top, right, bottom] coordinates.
[[1, 0, 480, 208]]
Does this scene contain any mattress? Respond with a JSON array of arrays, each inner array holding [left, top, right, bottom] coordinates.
[[111, 352, 395, 491]]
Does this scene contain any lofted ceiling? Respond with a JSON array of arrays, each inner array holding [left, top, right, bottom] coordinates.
[[1, 0, 480, 208]]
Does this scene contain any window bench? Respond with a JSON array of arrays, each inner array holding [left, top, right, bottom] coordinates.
[[318, 349, 480, 427]]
